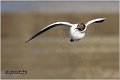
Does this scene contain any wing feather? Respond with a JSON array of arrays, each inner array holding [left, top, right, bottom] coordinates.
[[85, 18, 106, 26], [81, 18, 106, 32], [25, 22, 72, 43]]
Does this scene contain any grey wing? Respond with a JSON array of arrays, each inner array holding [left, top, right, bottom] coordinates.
[[25, 22, 72, 43]]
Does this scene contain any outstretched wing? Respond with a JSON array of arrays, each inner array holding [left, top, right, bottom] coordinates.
[[81, 18, 106, 32], [85, 18, 106, 27], [25, 22, 72, 43]]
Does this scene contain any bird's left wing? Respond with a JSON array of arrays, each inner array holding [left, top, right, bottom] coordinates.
[[85, 18, 106, 27], [25, 22, 72, 43], [81, 18, 106, 32]]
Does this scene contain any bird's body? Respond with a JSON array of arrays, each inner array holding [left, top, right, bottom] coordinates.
[[69, 24, 85, 42], [25, 18, 106, 43]]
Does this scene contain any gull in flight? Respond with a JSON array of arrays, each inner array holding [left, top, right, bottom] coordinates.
[[25, 18, 106, 43]]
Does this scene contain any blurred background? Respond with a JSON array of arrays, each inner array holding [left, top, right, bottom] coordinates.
[[1, 1, 119, 79]]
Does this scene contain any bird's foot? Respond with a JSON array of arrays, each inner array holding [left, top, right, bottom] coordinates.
[[70, 39, 74, 42]]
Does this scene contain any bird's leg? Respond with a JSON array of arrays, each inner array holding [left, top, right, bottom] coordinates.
[[70, 39, 74, 42]]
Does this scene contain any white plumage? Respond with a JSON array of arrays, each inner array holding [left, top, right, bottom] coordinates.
[[25, 18, 106, 43]]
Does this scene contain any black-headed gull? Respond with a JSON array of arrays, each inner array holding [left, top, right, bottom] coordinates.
[[25, 18, 106, 43]]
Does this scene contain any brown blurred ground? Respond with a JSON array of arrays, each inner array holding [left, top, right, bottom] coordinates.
[[1, 12, 119, 79]]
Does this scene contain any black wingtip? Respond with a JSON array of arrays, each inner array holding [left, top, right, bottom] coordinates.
[[95, 18, 106, 23], [25, 39, 31, 43], [25, 40, 29, 43], [95, 20, 105, 23]]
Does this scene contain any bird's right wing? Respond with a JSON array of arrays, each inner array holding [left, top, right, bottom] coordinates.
[[25, 22, 72, 43]]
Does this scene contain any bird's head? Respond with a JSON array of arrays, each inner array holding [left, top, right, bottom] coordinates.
[[76, 22, 86, 31]]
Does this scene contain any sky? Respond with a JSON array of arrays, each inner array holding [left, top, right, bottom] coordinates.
[[1, 1, 119, 13]]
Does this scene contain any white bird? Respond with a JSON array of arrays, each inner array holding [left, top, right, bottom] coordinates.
[[25, 18, 106, 43]]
